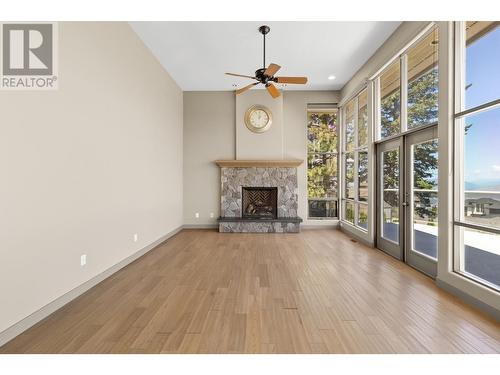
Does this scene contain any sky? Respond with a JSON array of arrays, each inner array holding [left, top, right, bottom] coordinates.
[[464, 26, 500, 188]]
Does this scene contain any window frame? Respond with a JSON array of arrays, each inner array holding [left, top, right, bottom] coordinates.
[[341, 89, 369, 231], [306, 107, 340, 220], [453, 21, 500, 291]]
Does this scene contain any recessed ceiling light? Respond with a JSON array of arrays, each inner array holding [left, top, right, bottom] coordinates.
[[328, 75, 336, 81]]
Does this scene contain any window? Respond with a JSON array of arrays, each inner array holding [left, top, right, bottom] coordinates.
[[380, 61, 401, 138], [345, 201, 355, 224], [345, 152, 354, 199], [342, 89, 369, 230], [377, 26, 439, 139], [464, 22, 500, 109], [345, 100, 355, 151], [454, 21, 500, 290], [307, 108, 338, 219], [358, 91, 368, 148], [358, 151, 368, 202], [407, 28, 439, 129]]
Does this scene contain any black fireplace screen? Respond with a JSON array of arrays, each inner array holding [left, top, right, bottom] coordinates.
[[242, 187, 278, 218]]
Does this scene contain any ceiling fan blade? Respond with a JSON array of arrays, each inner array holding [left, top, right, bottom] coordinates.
[[276, 76, 308, 84], [264, 63, 281, 77], [235, 82, 259, 95], [225, 72, 256, 79], [266, 83, 281, 98]]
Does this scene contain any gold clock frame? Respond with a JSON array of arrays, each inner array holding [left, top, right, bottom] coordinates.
[[244, 105, 273, 133]]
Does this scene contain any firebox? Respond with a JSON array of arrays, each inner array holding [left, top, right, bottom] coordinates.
[[242, 187, 278, 219]]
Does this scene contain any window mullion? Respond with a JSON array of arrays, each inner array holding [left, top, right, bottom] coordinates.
[[400, 54, 408, 133], [454, 221, 500, 236], [454, 21, 466, 115], [341, 106, 346, 221], [374, 77, 381, 141], [454, 98, 500, 119], [354, 96, 359, 200], [453, 21, 467, 276]]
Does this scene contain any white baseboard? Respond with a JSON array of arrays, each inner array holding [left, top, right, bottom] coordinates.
[[183, 224, 218, 229], [0, 226, 183, 348], [302, 223, 339, 230]]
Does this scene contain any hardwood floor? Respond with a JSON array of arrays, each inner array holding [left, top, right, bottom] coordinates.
[[1, 229, 499, 354]]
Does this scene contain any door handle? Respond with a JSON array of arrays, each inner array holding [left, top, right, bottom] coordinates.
[[402, 192, 410, 207]]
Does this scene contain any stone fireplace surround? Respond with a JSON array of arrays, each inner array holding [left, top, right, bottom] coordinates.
[[215, 160, 303, 233]]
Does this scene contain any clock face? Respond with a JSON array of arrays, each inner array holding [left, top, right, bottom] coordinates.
[[245, 106, 272, 133], [249, 109, 270, 129]]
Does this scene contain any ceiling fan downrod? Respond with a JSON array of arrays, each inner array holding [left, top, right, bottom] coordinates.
[[259, 25, 270, 69]]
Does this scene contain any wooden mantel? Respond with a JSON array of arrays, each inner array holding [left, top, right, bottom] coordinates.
[[215, 159, 303, 168]]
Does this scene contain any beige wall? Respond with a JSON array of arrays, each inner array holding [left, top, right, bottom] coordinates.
[[0, 22, 184, 334], [183, 90, 340, 226], [236, 90, 284, 159], [183, 92, 235, 226]]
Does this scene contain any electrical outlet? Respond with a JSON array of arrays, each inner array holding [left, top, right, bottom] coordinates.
[[133, 233, 138, 242], [210, 212, 214, 218], [80, 254, 87, 266], [195, 212, 200, 218]]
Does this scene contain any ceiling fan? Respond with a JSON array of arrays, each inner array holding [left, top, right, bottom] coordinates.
[[225, 25, 308, 99]]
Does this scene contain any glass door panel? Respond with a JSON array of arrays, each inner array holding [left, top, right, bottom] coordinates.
[[382, 149, 400, 243], [377, 138, 404, 260], [405, 127, 438, 277]]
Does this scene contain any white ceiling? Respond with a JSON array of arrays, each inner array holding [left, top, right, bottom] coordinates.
[[130, 21, 401, 91]]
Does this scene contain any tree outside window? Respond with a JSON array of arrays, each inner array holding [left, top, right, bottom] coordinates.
[[307, 110, 338, 218]]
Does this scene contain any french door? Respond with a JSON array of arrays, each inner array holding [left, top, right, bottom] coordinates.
[[376, 126, 438, 277]]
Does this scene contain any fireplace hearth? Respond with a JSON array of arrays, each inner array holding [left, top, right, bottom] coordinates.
[[242, 187, 277, 219]]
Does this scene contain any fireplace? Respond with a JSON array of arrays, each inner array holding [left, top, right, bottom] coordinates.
[[216, 161, 302, 232], [242, 187, 278, 219]]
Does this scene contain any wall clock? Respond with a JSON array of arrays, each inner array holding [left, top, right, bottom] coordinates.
[[244, 105, 272, 133]]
